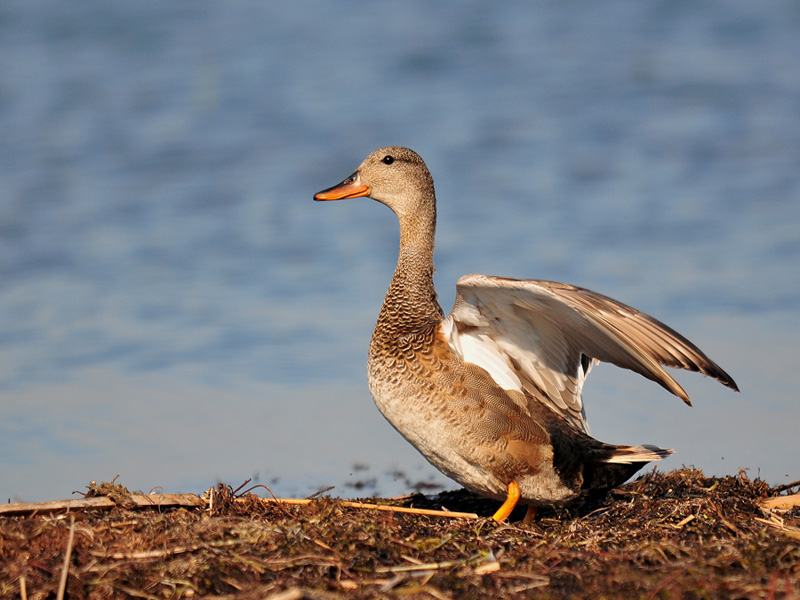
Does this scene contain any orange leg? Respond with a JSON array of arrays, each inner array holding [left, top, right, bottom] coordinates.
[[522, 505, 538, 525], [492, 480, 521, 522]]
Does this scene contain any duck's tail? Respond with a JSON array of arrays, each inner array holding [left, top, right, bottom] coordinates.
[[581, 444, 672, 498], [603, 444, 673, 464]]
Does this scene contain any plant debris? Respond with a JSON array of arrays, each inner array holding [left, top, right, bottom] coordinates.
[[1, 468, 798, 599]]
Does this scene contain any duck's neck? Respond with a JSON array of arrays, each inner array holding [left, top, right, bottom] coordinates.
[[377, 208, 444, 334]]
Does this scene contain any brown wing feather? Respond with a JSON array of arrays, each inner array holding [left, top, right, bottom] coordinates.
[[444, 274, 737, 430], [532, 279, 739, 396]]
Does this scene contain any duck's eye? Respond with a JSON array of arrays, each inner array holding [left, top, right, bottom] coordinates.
[[382, 155, 394, 165]]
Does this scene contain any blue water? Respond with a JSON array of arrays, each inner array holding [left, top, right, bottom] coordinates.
[[1, 1, 798, 502]]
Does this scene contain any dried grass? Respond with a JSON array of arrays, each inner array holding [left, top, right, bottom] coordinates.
[[1, 468, 798, 599]]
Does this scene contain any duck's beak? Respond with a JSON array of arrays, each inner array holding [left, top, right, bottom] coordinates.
[[314, 172, 371, 201]]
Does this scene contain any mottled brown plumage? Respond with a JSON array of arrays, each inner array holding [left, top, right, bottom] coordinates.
[[315, 146, 738, 521]]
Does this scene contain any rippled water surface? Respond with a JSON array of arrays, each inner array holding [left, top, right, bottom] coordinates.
[[2, 1, 798, 501]]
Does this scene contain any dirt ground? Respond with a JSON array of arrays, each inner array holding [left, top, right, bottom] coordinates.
[[1, 468, 798, 599]]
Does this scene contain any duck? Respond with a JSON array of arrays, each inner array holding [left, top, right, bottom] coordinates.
[[314, 146, 738, 523]]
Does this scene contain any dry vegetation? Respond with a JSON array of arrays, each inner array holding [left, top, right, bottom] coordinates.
[[1, 469, 798, 599]]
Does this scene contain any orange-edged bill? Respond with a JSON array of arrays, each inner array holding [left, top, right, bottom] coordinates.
[[314, 173, 371, 201]]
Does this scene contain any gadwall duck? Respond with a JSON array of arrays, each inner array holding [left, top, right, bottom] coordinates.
[[314, 146, 738, 522]]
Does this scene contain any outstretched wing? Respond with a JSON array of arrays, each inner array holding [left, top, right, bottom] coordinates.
[[440, 274, 738, 434]]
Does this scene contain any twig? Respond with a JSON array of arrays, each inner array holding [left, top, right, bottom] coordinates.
[[264, 589, 305, 600], [231, 479, 252, 496], [373, 560, 465, 573], [474, 561, 502, 575], [306, 485, 335, 499], [754, 517, 800, 541], [57, 516, 76, 600], [0, 494, 205, 517], [770, 479, 800, 494], [424, 586, 456, 600], [114, 585, 159, 600], [249, 497, 479, 519], [236, 482, 277, 498], [759, 494, 800, 510], [671, 514, 696, 529]]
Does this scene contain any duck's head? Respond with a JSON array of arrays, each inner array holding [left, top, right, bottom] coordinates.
[[314, 146, 435, 219]]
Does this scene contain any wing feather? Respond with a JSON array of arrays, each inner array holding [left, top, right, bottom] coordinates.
[[441, 274, 738, 433]]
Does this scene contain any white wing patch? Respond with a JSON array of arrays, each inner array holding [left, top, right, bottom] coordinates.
[[441, 318, 524, 394]]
